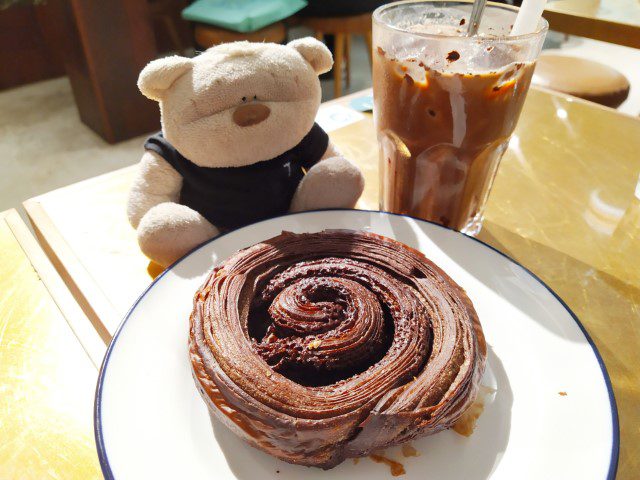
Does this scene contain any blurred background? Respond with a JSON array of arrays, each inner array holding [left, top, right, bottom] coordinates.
[[2, 0, 639, 216]]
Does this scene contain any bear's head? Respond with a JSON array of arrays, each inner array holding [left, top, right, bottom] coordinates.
[[138, 38, 332, 168]]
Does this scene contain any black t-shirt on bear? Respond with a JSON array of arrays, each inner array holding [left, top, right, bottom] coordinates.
[[144, 123, 329, 231]]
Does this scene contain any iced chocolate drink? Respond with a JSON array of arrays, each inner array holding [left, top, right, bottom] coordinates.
[[373, 1, 547, 234]]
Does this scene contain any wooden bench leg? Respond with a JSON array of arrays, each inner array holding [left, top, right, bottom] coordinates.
[[345, 34, 351, 87], [162, 15, 185, 55], [365, 30, 373, 66], [334, 33, 345, 98]]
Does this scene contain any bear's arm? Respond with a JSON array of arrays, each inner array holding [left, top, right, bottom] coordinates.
[[290, 140, 364, 212], [127, 150, 183, 228], [320, 141, 342, 161]]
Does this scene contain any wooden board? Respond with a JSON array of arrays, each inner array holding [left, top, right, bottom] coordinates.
[[0, 210, 102, 478]]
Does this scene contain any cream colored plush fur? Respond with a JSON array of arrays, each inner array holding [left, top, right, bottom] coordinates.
[[128, 38, 364, 267]]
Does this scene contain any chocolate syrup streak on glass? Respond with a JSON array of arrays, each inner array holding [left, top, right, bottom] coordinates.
[[374, 49, 534, 232]]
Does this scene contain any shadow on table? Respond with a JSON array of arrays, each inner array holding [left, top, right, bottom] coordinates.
[[209, 345, 512, 480]]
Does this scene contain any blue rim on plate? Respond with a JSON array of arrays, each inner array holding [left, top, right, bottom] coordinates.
[[94, 209, 620, 480]]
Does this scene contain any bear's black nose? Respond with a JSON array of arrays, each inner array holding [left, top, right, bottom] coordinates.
[[233, 103, 270, 127]]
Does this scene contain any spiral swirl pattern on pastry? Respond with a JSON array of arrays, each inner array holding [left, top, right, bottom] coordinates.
[[189, 230, 486, 468]]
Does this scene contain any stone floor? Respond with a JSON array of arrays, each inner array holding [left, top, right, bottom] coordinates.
[[1, 33, 638, 218], [0, 78, 147, 214]]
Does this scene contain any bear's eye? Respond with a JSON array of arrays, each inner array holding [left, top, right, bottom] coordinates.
[[242, 96, 247, 102]]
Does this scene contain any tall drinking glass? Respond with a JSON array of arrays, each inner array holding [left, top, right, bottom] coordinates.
[[373, 1, 548, 234]]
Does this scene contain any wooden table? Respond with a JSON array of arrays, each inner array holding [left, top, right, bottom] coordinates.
[[25, 87, 640, 478], [545, 0, 640, 49], [0, 210, 104, 479]]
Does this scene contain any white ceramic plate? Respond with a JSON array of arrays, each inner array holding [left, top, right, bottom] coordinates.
[[95, 210, 618, 480]]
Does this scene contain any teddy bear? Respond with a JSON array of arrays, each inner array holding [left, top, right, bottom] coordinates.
[[128, 38, 365, 267]]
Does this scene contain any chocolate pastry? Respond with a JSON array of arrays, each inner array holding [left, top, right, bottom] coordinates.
[[189, 230, 486, 468]]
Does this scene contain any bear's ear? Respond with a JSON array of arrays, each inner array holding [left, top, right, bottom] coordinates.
[[288, 38, 333, 75], [138, 56, 193, 101]]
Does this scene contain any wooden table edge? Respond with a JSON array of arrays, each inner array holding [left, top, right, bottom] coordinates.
[[3, 209, 107, 366], [544, 8, 640, 50], [23, 199, 119, 345]]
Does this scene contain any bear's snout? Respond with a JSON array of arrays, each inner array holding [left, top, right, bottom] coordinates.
[[233, 103, 271, 127]]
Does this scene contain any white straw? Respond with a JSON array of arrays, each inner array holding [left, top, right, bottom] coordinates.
[[510, 0, 547, 36]]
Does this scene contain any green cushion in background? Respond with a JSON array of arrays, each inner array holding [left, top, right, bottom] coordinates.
[[182, 0, 308, 33]]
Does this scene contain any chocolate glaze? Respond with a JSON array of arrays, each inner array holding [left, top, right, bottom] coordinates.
[[189, 230, 486, 468]]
